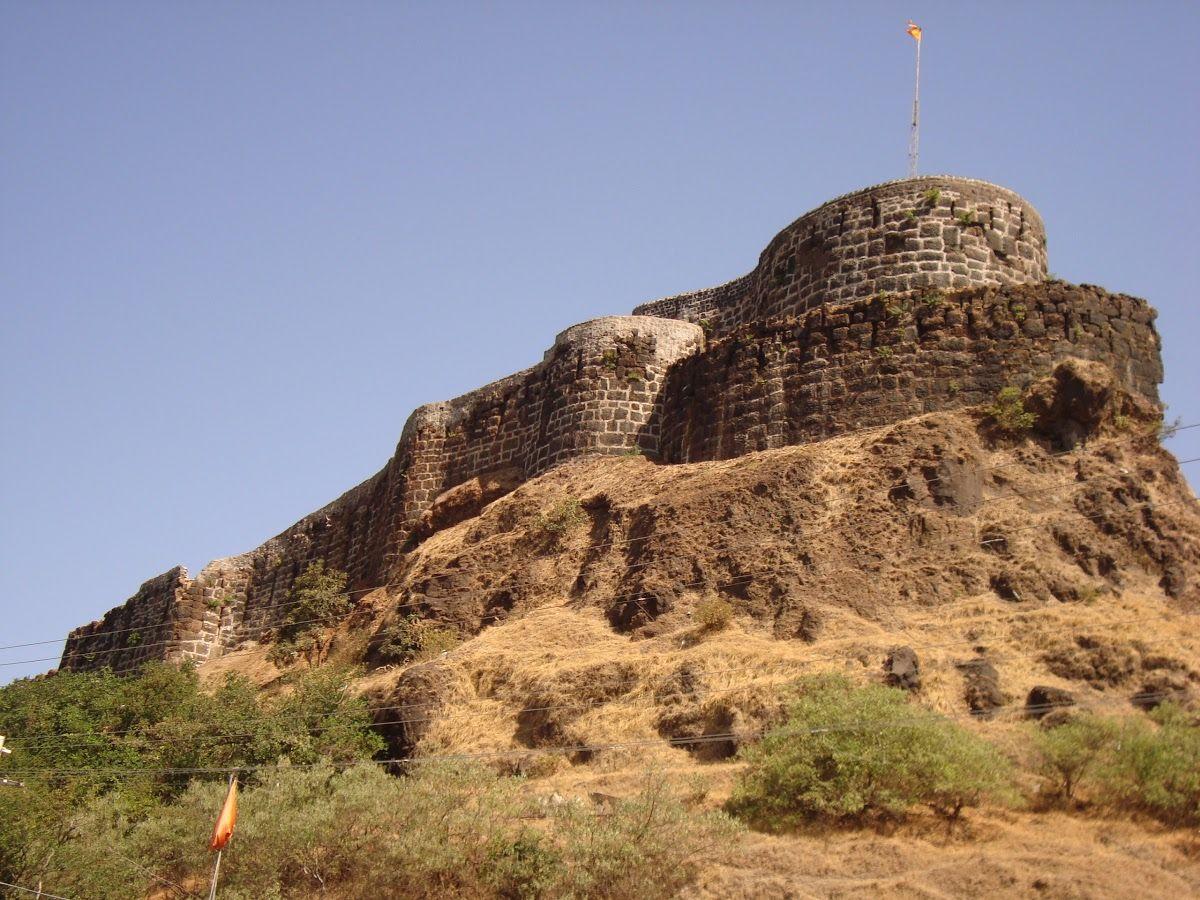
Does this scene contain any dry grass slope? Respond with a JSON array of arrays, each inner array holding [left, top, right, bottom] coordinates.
[[200, 362, 1200, 897]]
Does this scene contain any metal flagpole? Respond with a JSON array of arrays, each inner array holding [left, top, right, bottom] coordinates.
[[907, 20, 922, 177], [207, 849, 223, 900], [207, 771, 235, 900]]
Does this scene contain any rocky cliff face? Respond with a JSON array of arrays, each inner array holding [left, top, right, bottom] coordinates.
[[59, 177, 1176, 674], [353, 357, 1197, 764]]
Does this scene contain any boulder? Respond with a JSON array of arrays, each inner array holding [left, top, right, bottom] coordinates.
[[957, 657, 1004, 718], [1024, 358, 1156, 449], [1025, 685, 1075, 719], [883, 646, 922, 691], [1131, 671, 1193, 711]]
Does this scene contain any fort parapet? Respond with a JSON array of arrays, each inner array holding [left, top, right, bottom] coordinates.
[[635, 176, 1047, 335], [60, 177, 1159, 674]]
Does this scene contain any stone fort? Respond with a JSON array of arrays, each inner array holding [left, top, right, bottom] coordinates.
[[60, 176, 1163, 673]]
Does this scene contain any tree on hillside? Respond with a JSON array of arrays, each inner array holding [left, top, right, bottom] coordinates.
[[269, 560, 351, 667]]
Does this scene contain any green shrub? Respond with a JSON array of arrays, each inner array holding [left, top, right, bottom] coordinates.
[[923, 187, 941, 205], [270, 560, 351, 666], [536, 498, 586, 534], [1032, 714, 1122, 802], [1105, 703, 1200, 826], [551, 772, 740, 899], [874, 345, 894, 359], [30, 763, 736, 900], [378, 614, 460, 664], [986, 386, 1035, 436], [727, 675, 1011, 830], [1031, 704, 1200, 825], [694, 598, 733, 632], [0, 664, 382, 891]]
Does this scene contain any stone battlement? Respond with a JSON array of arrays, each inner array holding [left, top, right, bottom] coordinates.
[[60, 178, 1159, 674], [634, 176, 1047, 335]]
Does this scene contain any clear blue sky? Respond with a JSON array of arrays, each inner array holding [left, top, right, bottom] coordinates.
[[2, 2, 1197, 683]]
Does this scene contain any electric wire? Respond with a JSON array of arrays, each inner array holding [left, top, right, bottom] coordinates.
[[7, 605, 1191, 752], [15, 473, 1197, 671], [3, 422, 1194, 656], [1, 690, 1178, 781]]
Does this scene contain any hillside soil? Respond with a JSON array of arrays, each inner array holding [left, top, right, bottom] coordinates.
[[199, 362, 1200, 898]]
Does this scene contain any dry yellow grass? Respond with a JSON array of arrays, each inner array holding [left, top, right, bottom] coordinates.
[[198, 398, 1200, 897]]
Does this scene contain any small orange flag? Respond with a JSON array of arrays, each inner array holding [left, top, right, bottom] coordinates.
[[906, 20, 922, 41], [208, 776, 239, 851]]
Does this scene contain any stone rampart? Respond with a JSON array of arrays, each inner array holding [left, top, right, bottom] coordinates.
[[62, 317, 703, 672], [59, 177, 1165, 676], [658, 282, 1160, 462], [634, 176, 1047, 336]]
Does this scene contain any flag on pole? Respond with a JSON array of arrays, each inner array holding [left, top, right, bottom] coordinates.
[[906, 20, 922, 41], [208, 776, 239, 851]]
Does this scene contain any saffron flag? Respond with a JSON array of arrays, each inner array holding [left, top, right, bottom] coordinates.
[[906, 20, 922, 41], [208, 777, 239, 851]]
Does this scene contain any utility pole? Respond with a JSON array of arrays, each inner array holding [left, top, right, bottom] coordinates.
[[906, 20, 923, 178]]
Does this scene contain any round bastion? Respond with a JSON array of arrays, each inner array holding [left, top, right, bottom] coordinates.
[[634, 176, 1048, 335]]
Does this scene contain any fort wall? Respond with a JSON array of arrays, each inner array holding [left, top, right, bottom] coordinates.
[[59, 177, 1161, 675], [634, 176, 1047, 335], [657, 282, 1160, 463], [62, 317, 703, 672]]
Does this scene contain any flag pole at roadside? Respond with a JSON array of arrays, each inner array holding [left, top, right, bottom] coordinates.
[[207, 770, 239, 900], [906, 19, 923, 177]]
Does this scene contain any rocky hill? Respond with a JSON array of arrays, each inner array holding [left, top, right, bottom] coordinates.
[[191, 358, 1200, 895], [60, 177, 1163, 678], [44, 176, 1200, 895]]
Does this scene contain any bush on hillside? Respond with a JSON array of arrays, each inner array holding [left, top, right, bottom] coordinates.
[[1105, 703, 1200, 826], [986, 386, 1036, 436], [268, 560, 351, 666], [727, 675, 1011, 830], [535, 498, 587, 535], [694, 598, 733, 632], [32, 763, 737, 900], [377, 613, 460, 665], [0, 662, 382, 889], [1031, 713, 1123, 802], [1034, 703, 1200, 825]]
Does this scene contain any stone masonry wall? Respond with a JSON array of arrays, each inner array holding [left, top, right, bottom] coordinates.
[[60, 177, 1166, 676], [634, 176, 1047, 336], [658, 282, 1160, 463], [61, 317, 703, 673]]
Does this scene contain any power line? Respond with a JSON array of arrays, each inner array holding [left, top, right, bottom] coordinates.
[[6, 420, 1194, 656], [2, 689, 1177, 781], [0, 881, 75, 900], [8, 603, 1191, 752], [23, 474, 1199, 671], [36, 443, 1200, 668]]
